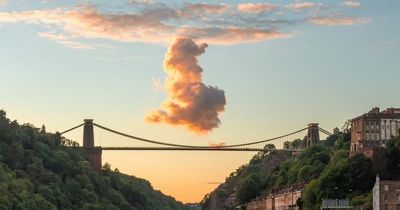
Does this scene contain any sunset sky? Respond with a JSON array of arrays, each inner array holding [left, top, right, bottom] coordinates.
[[1, 0, 400, 203]]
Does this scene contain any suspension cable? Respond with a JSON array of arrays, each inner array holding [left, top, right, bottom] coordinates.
[[60, 123, 85, 135], [319, 128, 333, 136], [93, 123, 308, 148]]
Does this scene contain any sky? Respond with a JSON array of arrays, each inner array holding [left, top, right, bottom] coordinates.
[[1, 0, 400, 203]]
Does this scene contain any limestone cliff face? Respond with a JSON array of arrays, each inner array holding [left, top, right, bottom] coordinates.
[[206, 152, 291, 210]]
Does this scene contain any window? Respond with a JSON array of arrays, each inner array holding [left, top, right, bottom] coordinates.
[[397, 204, 400, 210], [385, 194, 389, 202], [385, 185, 389, 191], [398, 194, 400, 202]]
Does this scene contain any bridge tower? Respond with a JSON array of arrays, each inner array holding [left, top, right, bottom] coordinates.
[[306, 123, 320, 147], [83, 119, 102, 171]]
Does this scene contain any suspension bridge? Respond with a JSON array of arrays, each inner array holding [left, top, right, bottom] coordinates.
[[59, 120, 333, 171]]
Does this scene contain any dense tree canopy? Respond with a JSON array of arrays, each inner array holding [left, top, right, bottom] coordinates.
[[0, 110, 187, 210], [201, 128, 400, 210]]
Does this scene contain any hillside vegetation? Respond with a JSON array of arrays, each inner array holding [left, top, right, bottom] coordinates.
[[201, 129, 400, 210], [0, 110, 187, 210]]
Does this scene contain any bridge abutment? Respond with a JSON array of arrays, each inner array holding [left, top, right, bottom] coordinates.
[[83, 119, 102, 171]]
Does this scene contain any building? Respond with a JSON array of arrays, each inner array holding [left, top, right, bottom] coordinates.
[[321, 199, 352, 209], [246, 184, 303, 210], [274, 190, 301, 210], [350, 107, 400, 158], [246, 190, 301, 210], [373, 175, 400, 210]]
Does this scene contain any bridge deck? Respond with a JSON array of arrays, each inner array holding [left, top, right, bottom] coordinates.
[[100, 147, 303, 152]]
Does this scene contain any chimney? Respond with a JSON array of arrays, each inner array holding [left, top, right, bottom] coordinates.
[[385, 108, 395, 114], [369, 107, 380, 114]]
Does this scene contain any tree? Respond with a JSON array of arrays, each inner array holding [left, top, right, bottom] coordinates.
[[103, 162, 112, 171], [302, 179, 321, 209], [283, 141, 291, 149], [40, 125, 46, 134], [382, 138, 400, 179], [0, 110, 186, 210], [348, 154, 374, 193], [264, 144, 276, 150], [236, 173, 262, 203]]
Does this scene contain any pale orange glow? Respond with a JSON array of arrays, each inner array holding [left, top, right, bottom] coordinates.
[[102, 151, 255, 203]]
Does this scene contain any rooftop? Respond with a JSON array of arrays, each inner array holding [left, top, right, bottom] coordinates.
[[352, 107, 400, 121]]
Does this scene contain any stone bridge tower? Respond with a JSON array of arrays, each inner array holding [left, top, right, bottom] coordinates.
[[83, 119, 102, 171], [306, 123, 320, 147]]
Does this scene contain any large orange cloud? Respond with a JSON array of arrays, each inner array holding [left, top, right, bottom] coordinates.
[[146, 37, 226, 134]]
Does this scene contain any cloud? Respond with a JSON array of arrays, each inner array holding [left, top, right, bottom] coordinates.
[[237, 3, 276, 13], [37, 31, 97, 49], [130, 0, 153, 4], [209, 142, 226, 147], [286, 2, 320, 11], [152, 77, 163, 92], [0, 1, 366, 48], [309, 16, 367, 26], [0, 0, 6, 7], [342, 1, 361, 8], [181, 3, 228, 15], [179, 27, 290, 45], [206, 182, 222, 185], [0, 5, 291, 46], [146, 37, 226, 134]]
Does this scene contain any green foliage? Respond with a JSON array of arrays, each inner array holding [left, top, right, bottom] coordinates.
[[236, 173, 262, 203], [302, 179, 321, 210], [302, 139, 374, 209], [380, 138, 400, 179], [0, 110, 185, 210], [284, 138, 306, 149], [201, 128, 382, 209], [351, 192, 372, 210]]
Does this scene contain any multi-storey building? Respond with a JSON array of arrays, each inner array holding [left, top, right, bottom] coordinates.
[[350, 107, 400, 158], [373, 175, 400, 210], [245, 190, 301, 210], [245, 184, 304, 210]]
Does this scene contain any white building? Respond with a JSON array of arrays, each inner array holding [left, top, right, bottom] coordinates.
[[373, 175, 400, 210]]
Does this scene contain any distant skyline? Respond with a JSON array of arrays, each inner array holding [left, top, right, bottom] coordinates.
[[1, 0, 400, 203]]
